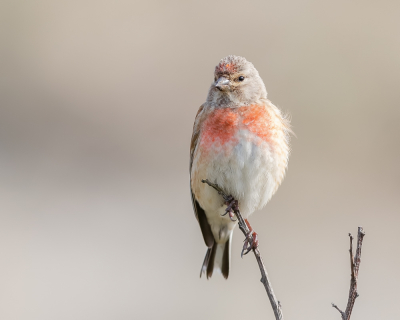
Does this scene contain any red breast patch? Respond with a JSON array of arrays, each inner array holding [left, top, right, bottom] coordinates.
[[200, 108, 239, 149], [238, 105, 274, 143], [200, 105, 274, 150]]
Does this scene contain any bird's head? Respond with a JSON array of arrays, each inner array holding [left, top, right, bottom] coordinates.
[[207, 55, 267, 106]]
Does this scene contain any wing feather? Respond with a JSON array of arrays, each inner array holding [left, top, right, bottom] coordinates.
[[190, 104, 214, 248]]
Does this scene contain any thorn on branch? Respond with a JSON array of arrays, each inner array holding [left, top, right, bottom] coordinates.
[[332, 303, 345, 318]]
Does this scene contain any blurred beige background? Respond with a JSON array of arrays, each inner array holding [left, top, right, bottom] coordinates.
[[1, 1, 399, 319]]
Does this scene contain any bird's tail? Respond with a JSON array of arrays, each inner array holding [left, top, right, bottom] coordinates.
[[200, 234, 231, 279]]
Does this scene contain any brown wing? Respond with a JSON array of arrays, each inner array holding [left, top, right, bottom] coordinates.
[[189, 104, 204, 173], [190, 104, 214, 248], [191, 190, 214, 248]]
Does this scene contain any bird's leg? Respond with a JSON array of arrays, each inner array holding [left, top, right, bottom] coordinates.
[[221, 195, 238, 221], [241, 219, 259, 257]]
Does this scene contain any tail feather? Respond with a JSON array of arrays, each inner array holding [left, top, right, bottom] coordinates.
[[206, 244, 217, 278], [221, 240, 230, 278], [200, 236, 231, 279], [200, 247, 212, 277]]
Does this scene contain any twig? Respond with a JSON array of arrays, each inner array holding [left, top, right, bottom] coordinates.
[[332, 227, 366, 320], [202, 179, 284, 320]]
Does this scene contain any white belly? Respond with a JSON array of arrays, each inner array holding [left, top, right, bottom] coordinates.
[[191, 129, 283, 221]]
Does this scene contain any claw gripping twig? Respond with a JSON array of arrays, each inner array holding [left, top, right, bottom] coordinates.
[[201, 179, 284, 320]]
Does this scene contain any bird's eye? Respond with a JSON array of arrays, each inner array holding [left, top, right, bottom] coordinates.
[[238, 76, 245, 81]]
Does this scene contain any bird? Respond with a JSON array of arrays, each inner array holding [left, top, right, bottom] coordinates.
[[190, 55, 291, 279]]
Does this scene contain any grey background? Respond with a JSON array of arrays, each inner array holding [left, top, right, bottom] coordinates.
[[1, 1, 399, 319]]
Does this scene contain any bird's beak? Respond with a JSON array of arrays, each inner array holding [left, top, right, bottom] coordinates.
[[215, 76, 230, 90]]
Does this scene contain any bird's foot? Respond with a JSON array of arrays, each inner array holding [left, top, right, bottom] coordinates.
[[241, 219, 259, 257], [221, 195, 238, 222]]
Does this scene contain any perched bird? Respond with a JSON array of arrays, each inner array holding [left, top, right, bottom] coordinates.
[[190, 55, 291, 279]]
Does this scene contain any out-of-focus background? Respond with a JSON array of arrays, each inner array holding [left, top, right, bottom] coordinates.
[[1, 1, 399, 319]]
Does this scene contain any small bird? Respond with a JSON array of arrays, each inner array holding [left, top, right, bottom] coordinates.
[[190, 55, 291, 279]]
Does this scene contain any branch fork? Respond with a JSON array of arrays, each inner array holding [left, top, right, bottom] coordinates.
[[332, 227, 366, 320], [201, 179, 366, 320]]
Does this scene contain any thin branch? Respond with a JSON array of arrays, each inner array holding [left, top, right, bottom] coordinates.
[[202, 179, 284, 320], [349, 234, 355, 279], [332, 227, 366, 320], [331, 303, 345, 320]]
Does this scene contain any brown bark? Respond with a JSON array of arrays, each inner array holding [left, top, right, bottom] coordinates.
[[201, 179, 366, 320], [332, 227, 366, 320], [202, 179, 284, 320]]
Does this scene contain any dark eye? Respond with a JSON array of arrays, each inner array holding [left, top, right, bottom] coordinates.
[[238, 76, 245, 81]]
